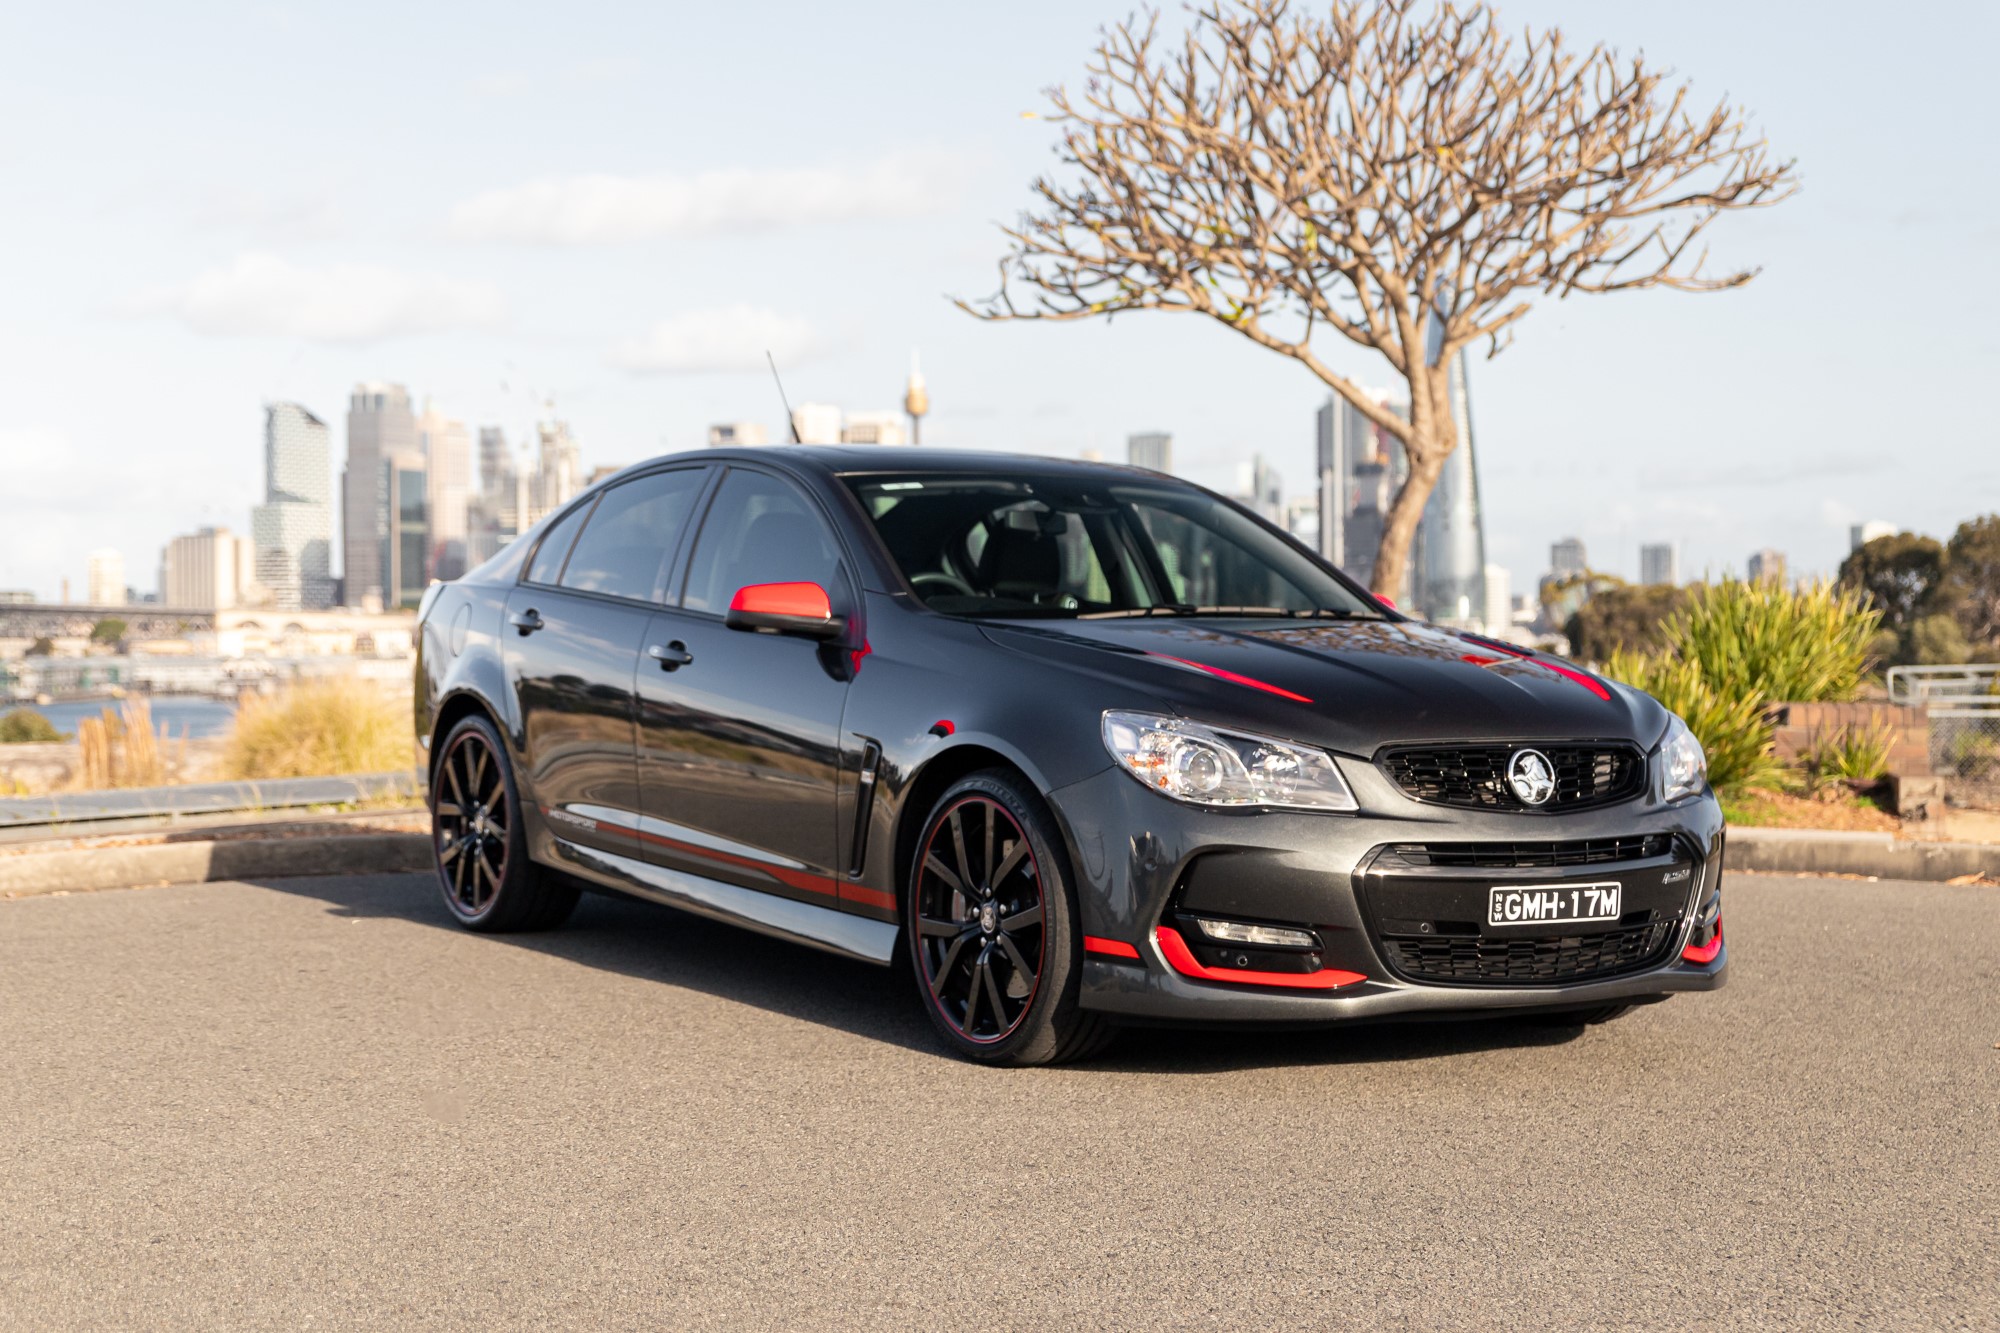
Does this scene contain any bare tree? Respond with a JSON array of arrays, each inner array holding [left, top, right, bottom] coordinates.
[[962, 0, 1796, 599]]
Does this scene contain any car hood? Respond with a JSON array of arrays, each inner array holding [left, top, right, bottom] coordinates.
[[979, 617, 1664, 755]]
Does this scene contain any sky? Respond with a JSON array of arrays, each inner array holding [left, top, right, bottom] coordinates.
[[1, 0, 1995, 603]]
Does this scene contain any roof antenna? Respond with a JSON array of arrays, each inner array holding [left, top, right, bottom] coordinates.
[[766, 350, 802, 444]]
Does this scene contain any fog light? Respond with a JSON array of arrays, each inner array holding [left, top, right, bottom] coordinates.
[[1193, 917, 1317, 949]]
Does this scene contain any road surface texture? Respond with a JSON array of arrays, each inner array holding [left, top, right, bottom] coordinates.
[[2, 871, 1994, 1330]]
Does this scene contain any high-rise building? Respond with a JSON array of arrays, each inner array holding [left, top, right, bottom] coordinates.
[[1127, 432, 1172, 473], [842, 411, 907, 445], [468, 426, 522, 567], [1639, 542, 1680, 587], [707, 422, 769, 447], [1482, 565, 1512, 638], [1411, 331, 1488, 627], [342, 383, 417, 609], [1850, 520, 1895, 552], [251, 402, 335, 610], [386, 457, 430, 610], [789, 403, 842, 446], [161, 527, 246, 610], [526, 419, 582, 526], [1315, 397, 1361, 565], [1235, 454, 1284, 523], [86, 549, 126, 606], [1747, 548, 1786, 586], [420, 404, 472, 583], [1550, 537, 1588, 580]]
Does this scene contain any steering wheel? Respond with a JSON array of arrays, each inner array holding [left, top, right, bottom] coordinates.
[[912, 572, 976, 599]]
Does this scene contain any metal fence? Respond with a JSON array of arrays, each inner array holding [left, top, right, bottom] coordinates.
[[1888, 665, 2000, 802]]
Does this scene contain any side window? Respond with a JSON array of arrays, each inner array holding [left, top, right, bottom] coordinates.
[[524, 500, 593, 586], [681, 470, 844, 613], [559, 469, 707, 602]]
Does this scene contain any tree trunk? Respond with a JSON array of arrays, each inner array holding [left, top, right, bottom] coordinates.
[[1371, 446, 1442, 601]]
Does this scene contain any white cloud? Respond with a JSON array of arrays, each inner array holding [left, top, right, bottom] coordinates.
[[139, 253, 505, 342], [608, 306, 821, 375], [448, 152, 960, 244]]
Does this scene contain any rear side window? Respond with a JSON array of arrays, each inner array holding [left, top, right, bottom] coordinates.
[[681, 470, 844, 613], [559, 469, 707, 602], [524, 501, 592, 586]]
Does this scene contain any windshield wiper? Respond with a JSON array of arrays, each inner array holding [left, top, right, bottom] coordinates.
[[1079, 604, 1381, 621]]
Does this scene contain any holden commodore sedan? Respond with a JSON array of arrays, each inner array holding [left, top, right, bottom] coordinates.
[[415, 447, 1725, 1064]]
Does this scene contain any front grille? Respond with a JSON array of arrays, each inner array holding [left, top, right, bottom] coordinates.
[[1381, 835, 1673, 870], [1381, 742, 1646, 811], [1382, 920, 1676, 985]]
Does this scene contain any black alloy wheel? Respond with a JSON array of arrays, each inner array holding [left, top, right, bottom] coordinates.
[[430, 714, 578, 933], [915, 794, 1046, 1043], [907, 770, 1114, 1065]]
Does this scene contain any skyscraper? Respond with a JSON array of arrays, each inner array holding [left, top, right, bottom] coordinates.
[[1550, 537, 1588, 580], [421, 404, 472, 582], [386, 457, 430, 609], [342, 382, 417, 609], [86, 549, 126, 606], [1411, 331, 1489, 627], [1747, 548, 1786, 586], [1236, 454, 1284, 523], [1639, 542, 1680, 587], [526, 419, 582, 526], [161, 527, 246, 610], [1127, 432, 1172, 473], [252, 402, 335, 610], [468, 426, 522, 566]]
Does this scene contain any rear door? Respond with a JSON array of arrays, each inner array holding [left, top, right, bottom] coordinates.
[[503, 466, 711, 861], [633, 466, 856, 905]]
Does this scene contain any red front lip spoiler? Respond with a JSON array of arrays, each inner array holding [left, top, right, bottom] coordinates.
[[1154, 926, 1366, 990], [1681, 920, 1723, 965]]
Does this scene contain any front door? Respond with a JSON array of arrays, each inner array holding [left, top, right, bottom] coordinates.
[[634, 466, 855, 905], [502, 466, 712, 861]]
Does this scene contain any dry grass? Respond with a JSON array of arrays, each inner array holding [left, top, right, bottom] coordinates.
[[74, 699, 172, 789], [222, 679, 413, 780], [1720, 785, 1900, 834]]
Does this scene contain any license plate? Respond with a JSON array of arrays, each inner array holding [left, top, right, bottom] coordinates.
[[1488, 882, 1622, 927]]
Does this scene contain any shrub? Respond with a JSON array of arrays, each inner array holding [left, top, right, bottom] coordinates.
[[223, 679, 412, 780], [1665, 578, 1881, 705], [1564, 583, 1690, 662], [75, 699, 167, 789], [1603, 649, 1777, 791], [0, 708, 66, 744], [1800, 722, 1896, 784]]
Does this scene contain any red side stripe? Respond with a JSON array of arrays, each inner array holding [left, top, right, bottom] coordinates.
[[634, 828, 841, 897], [1083, 935, 1140, 959], [1154, 926, 1365, 990], [1151, 654, 1314, 704]]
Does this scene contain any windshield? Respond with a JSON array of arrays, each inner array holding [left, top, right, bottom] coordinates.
[[844, 473, 1383, 620]]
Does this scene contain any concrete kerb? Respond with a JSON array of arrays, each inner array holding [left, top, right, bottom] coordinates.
[[0, 832, 430, 898], [1727, 827, 1999, 881]]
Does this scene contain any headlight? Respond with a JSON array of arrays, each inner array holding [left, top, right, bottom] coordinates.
[[1101, 711, 1357, 811], [1659, 713, 1708, 803]]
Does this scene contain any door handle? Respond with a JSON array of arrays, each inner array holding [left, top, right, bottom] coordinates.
[[509, 608, 545, 636], [648, 641, 694, 671]]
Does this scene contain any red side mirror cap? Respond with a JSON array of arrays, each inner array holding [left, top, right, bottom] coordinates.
[[725, 582, 845, 640]]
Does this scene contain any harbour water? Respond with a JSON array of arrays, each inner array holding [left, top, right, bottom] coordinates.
[[6, 696, 239, 740]]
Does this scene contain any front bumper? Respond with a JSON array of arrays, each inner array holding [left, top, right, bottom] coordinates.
[[1046, 763, 1727, 1025]]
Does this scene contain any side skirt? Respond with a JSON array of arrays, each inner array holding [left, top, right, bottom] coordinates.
[[549, 837, 900, 967]]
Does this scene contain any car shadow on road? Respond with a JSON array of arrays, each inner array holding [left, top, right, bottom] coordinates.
[[251, 872, 1588, 1072]]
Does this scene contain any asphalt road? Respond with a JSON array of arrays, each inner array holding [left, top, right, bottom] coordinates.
[[2, 872, 1995, 1330]]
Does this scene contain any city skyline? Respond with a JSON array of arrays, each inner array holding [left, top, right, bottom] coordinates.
[[2, 0, 1995, 601]]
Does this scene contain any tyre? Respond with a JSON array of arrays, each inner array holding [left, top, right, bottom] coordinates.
[[906, 769, 1116, 1066], [430, 714, 579, 933]]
